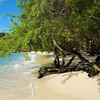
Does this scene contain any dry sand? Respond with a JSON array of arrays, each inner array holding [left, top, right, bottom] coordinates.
[[30, 54, 100, 100]]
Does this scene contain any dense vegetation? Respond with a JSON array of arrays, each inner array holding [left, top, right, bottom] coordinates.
[[16, 0, 100, 55], [0, 33, 6, 37], [0, 0, 100, 61]]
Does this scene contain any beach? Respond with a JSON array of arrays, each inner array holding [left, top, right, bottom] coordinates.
[[30, 53, 100, 100], [0, 53, 38, 100], [0, 0, 99, 100], [0, 53, 100, 100]]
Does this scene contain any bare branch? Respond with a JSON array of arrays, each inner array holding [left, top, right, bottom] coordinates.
[[90, 15, 100, 20], [51, 36, 90, 63]]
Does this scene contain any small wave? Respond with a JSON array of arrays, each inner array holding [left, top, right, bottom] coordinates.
[[13, 52, 37, 70], [28, 52, 36, 61], [0, 52, 39, 100], [14, 64, 20, 70]]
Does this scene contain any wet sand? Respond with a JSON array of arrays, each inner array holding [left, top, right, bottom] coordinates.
[[0, 53, 99, 100], [0, 73, 33, 100]]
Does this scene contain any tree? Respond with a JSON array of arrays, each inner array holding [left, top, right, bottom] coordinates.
[[0, 0, 100, 61]]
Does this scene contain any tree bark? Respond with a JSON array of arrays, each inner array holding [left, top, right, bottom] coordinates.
[[65, 55, 75, 67], [52, 40, 60, 68], [51, 36, 90, 63]]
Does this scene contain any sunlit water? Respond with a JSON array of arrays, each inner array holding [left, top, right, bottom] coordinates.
[[0, 52, 38, 100]]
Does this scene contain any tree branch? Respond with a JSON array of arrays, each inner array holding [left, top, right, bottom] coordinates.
[[65, 55, 75, 67], [90, 15, 100, 20], [51, 36, 90, 63]]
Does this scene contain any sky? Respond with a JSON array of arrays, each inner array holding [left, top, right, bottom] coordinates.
[[0, 0, 20, 32]]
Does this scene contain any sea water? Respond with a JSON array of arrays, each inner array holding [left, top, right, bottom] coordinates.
[[0, 52, 38, 100]]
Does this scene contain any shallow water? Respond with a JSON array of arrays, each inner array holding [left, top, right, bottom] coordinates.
[[0, 52, 38, 100]]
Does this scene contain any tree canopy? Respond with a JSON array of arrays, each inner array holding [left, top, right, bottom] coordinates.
[[0, 0, 100, 56]]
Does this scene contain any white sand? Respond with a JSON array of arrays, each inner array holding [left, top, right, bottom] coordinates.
[[30, 72, 100, 100], [30, 54, 100, 100]]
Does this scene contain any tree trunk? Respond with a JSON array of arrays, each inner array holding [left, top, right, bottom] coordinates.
[[51, 36, 90, 63], [65, 55, 75, 67]]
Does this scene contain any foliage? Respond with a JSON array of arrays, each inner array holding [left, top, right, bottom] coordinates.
[[0, 0, 100, 56], [23, 52, 31, 60]]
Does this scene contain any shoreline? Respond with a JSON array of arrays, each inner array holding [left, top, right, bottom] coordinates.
[[30, 53, 100, 100]]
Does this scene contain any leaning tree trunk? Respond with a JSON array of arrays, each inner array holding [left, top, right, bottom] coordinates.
[[65, 55, 76, 67], [51, 36, 90, 63], [51, 39, 60, 68]]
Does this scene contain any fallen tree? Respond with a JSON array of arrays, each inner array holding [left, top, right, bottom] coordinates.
[[38, 55, 100, 78], [38, 37, 100, 78]]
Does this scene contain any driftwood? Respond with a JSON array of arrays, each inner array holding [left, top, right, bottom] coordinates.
[[51, 36, 90, 63], [38, 56, 100, 78], [65, 55, 75, 67], [38, 37, 100, 78]]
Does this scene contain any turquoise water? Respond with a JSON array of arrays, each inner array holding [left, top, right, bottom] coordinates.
[[0, 52, 37, 100], [0, 53, 25, 65], [0, 53, 25, 73]]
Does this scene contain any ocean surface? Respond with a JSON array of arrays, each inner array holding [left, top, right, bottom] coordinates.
[[0, 52, 38, 100]]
